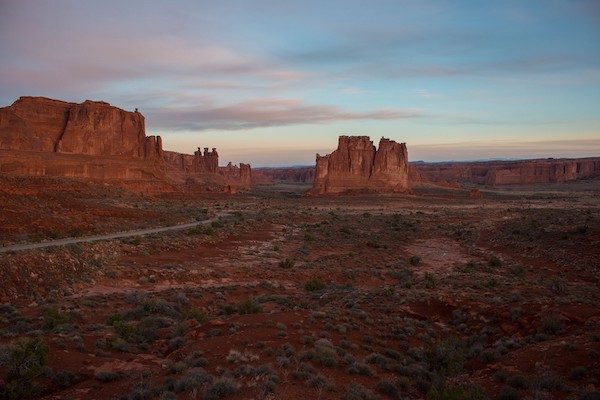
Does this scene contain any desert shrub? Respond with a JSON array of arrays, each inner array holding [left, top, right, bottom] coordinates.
[[211, 220, 224, 228], [279, 258, 295, 269], [494, 370, 508, 383], [42, 307, 70, 330], [183, 308, 209, 323], [488, 256, 502, 267], [305, 278, 325, 292], [365, 353, 388, 368], [185, 351, 208, 368], [137, 316, 172, 343], [112, 319, 137, 342], [292, 362, 315, 381], [498, 386, 518, 400], [260, 372, 279, 396], [532, 373, 568, 391], [426, 384, 486, 400], [122, 382, 153, 400], [203, 377, 238, 400], [376, 379, 399, 398], [237, 298, 262, 314], [539, 315, 564, 335], [173, 369, 212, 393], [95, 371, 124, 382], [550, 278, 568, 294], [570, 366, 586, 380], [509, 307, 522, 322], [306, 374, 330, 390], [424, 273, 437, 288], [188, 225, 214, 235], [409, 256, 421, 266], [52, 371, 77, 388], [578, 390, 600, 400], [347, 362, 375, 376], [507, 375, 528, 389], [3, 338, 49, 399], [316, 345, 337, 367], [426, 337, 464, 377], [343, 383, 379, 400]]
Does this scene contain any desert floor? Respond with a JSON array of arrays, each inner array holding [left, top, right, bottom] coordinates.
[[0, 176, 599, 400]]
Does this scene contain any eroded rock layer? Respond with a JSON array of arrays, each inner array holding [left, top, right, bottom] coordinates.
[[0, 96, 252, 192], [309, 136, 410, 194], [415, 158, 600, 186]]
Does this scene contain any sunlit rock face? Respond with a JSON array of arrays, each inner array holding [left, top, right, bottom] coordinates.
[[0, 96, 253, 192], [309, 135, 410, 195]]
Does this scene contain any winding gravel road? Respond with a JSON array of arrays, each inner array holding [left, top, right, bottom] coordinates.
[[0, 213, 229, 253]]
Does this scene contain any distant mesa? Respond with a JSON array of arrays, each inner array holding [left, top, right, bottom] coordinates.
[[0, 96, 252, 193], [308, 135, 411, 195], [276, 135, 600, 191]]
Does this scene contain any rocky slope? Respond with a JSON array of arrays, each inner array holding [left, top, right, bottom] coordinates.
[[309, 136, 410, 194]]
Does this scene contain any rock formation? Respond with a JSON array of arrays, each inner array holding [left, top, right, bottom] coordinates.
[[1, 97, 162, 160], [415, 158, 600, 186], [262, 157, 600, 188], [163, 150, 251, 190], [253, 167, 315, 183], [0, 96, 253, 193], [309, 136, 410, 195]]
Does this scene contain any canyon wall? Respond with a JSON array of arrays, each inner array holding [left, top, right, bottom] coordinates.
[[253, 167, 315, 183], [309, 136, 410, 195], [0, 97, 165, 183], [415, 158, 600, 186], [0, 96, 252, 193]]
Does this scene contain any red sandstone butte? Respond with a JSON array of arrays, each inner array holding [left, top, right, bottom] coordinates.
[[309, 136, 410, 195], [0, 96, 253, 193]]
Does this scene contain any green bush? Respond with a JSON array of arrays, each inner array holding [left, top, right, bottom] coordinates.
[[3, 338, 49, 399], [426, 337, 464, 377], [409, 255, 422, 266], [427, 384, 486, 400], [42, 307, 70, 330], [237, 299, 262, 315], [304, 278, 325, 292], [184, 308, 209, 323], [279, 258, 295, 269], [488, 256, 502, 267]]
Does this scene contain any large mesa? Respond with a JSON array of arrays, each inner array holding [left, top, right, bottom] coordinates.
[[0, 96, 252, 193], [309, 135, 410, 195]]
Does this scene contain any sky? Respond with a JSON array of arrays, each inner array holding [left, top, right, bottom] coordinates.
[[1, 0, 599, 166]]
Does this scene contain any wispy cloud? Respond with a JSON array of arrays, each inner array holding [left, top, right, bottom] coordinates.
[[147, 98, 420, 131]]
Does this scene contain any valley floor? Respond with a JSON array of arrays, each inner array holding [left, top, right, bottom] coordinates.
[[0, 178, 599, 399]]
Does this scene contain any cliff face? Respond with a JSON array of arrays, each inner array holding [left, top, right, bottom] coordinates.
[[164, 150, 252, 190], [415, 158, 600, 186], [0, 97, 165, 183], [309, 136, 410, 195], [0, 96, 252, 193], [0, 97, 162, 160], [253, 167, 315, 183]]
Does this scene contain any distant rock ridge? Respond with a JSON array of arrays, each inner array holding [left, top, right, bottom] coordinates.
[[309, 135, 410, 195], [415, 158, 600, 185], [260, 156, 600, 188], [0, 96, 252, 192]]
